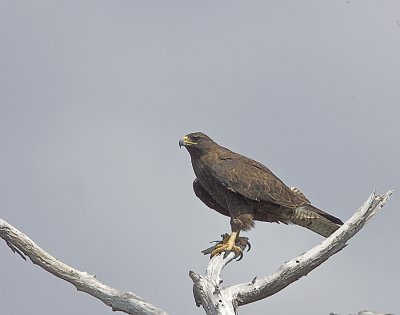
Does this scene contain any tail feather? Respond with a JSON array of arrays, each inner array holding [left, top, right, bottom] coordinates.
[[288, 205, 343, 237]]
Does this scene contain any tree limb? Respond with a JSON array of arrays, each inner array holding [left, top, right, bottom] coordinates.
[[190, 191, 393, 314], [0, 218, 169, 315], [0, 191, 393, 315]]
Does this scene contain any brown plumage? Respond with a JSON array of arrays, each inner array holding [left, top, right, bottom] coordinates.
[[179, 132, 343, 256]]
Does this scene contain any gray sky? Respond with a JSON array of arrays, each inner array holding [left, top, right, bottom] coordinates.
[[0, 1, 399, 314]]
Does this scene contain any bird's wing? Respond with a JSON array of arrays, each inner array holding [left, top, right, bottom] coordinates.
[[192, 178, 230, 216], [211, 156, 308, 208]]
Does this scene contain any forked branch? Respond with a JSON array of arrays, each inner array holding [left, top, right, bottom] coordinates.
[[0, 191, 393, 315], [189, 191, 393, 314]]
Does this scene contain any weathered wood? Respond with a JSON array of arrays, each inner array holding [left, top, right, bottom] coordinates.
[[190, 191, 392, 314], [0, 191, 393, 315], [0, 218, 168, 315]]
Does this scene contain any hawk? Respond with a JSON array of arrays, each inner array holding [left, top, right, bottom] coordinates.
[[179, 132, 343, 258]]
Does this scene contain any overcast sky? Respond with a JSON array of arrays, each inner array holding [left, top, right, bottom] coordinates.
[[0, 1, 399, 315]]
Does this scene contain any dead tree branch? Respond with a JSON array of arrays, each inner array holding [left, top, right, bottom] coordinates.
[[189, 191, 393, 315], [0, 218, 168, 315], [0, 191, 393, 315]]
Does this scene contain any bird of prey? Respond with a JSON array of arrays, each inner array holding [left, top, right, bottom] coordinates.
[[179, 132, 343, 258]]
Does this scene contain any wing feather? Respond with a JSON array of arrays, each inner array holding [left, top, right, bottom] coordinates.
[[211, 156, 308, 208], [193, 178, 229, 217]]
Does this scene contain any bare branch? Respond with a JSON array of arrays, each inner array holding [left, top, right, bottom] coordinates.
[[190, 191, 393, 314], [0, 218, 168, 315], [189, 252, 239, 315], [1, 191, 393, 315]]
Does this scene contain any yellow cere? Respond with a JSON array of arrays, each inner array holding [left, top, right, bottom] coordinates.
[[184, 136, 197, 145]]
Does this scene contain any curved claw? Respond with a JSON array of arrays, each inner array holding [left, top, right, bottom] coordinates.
[[222, 247, 243, 260], [234, 236, 251, 252], [246, 240, 251, 252], [236, 251, 244, 261]]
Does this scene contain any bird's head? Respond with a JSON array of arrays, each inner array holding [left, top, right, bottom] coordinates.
[[179, 132, 216, 156]]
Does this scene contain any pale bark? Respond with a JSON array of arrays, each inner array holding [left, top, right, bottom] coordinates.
[[189, 191, 392, 314], [0, 191, 393, 315], [0, 218, 168, 315]]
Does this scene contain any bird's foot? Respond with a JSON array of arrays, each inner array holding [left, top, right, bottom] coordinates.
[[201, 233, 251, 261], [212, 236, 243, 259]]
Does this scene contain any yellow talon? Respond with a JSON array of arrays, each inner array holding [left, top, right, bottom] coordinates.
[[201, 232, 251, 260], [210, 231, 242, 258]]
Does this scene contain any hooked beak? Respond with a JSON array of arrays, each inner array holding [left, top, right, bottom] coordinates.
[[179, 136, 196, 148]]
